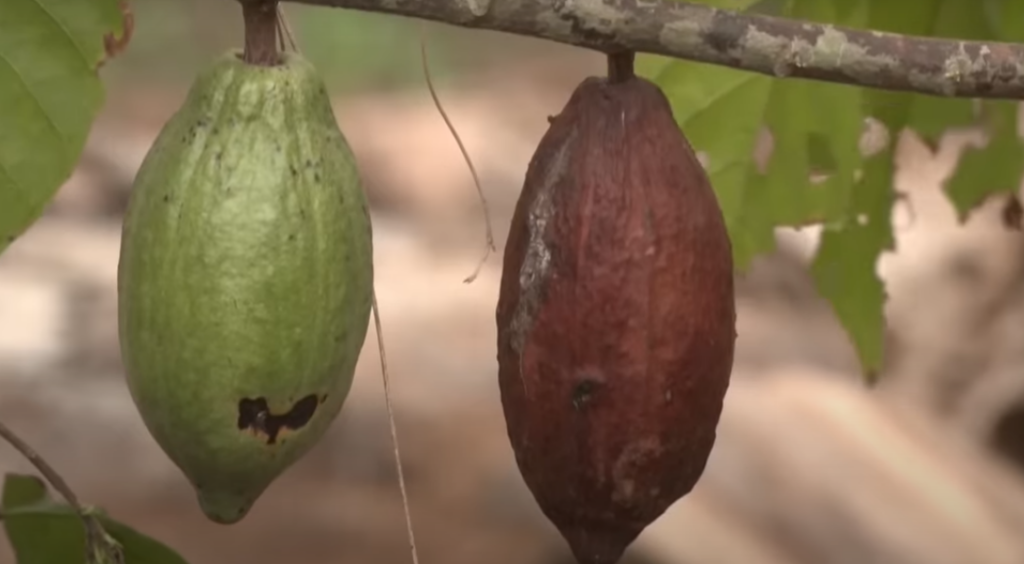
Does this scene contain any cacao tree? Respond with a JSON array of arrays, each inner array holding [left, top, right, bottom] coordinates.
[[1, 0, 1022, 562]]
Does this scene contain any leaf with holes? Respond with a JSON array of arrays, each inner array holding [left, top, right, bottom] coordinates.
[[809, 0, 1008, 379], [647, 1, 866, 269], [0, 0, 130, 255], [644, 0, 1019, 379], [944, 101, 1024, 220], [941, 0, 1024, 220]]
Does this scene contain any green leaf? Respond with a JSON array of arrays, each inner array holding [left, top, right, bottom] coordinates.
[[945, 101, 1024, 220], [647, 0, 1019, 380], [648, 0, 867, 268], [0, 0, 127, 255], [985, 0, 1024, 41], [810, 152, 895, 382], [2, 473, 190, 564], [943, 1, 1024, 221], [808, 0, 952, 381], [905, 1, 995, 147], [654, 61, 774, 266]]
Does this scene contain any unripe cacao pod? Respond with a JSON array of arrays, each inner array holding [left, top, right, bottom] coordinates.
[[496, 74, 736, 564], [117, 51, 373, 524]]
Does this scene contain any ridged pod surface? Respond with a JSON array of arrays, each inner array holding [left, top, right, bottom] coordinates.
[[496, 75, 736, 564], [117, 51, 373, 524]]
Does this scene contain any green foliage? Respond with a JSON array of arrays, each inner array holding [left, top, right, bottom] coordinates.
[[648, 0, 1024, 379], [0, 0, 127, 255], [945, 0, 1024, 221], [2, 474, 189, 564]]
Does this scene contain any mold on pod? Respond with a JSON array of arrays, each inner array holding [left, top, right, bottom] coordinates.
[[117, 50, 373, 525], [495, 61, 736, 564]]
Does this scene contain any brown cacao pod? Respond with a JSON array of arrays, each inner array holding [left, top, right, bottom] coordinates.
[[495, 73, 736, 564]]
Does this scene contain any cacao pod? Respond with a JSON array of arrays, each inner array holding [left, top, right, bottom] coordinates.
[[496, 74, 736, 564], [117, 51, 373, 524]]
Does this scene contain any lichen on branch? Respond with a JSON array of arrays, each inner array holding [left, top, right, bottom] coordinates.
[[288, 0, 1024, 99]]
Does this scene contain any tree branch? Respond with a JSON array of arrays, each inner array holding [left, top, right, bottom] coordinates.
[[0, 420, 124, 564], [287, 0, 1024, 99]]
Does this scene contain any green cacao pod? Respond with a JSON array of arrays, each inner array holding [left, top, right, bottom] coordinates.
[[117, 51, 373, 524]]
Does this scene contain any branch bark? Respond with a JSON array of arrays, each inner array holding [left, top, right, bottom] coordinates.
[[287, 0, 1024, 99]]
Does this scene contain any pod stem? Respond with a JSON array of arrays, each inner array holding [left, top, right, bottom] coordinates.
[[241, 0, 281, 66], [607, 51, 636, 84]]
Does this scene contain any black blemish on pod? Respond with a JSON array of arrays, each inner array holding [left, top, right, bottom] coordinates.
[[236, 394, 320, 445]]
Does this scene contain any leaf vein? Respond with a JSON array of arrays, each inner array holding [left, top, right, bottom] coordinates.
[[0, 51, 71, 166], [29, 0, 93, 68]]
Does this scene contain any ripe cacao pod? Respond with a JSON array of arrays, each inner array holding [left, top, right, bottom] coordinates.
[[117, 51, 373, 524], [496, 73, 736, 564]]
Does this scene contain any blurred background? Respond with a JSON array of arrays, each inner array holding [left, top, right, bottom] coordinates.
[[3, 1, 1024, 563]]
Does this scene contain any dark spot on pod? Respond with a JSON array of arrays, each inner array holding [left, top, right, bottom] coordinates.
[[288, 233, 296, 241], [314, 173, 321, 183], [305, 159, 312, 168], [162, 194, 170, 203], [290, 165, 298, 177], [236, 394, 320, 445], [215, 152, 222, 162], [572, 378, 599, 411]]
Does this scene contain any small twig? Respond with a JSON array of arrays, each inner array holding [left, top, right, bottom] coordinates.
[[277, 3, 299, 52], [418, 23, 496, 284], [370, 292, 420, 564], [0, 421, 84, 511], [0, 420, 123, 564]]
